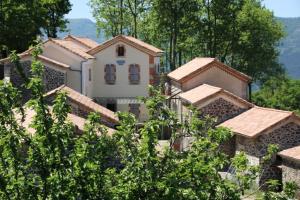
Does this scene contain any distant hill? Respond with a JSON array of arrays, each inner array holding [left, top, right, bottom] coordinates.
[[57, 18, 105, 43], [277, 17, 300, 79], [59, 18, 300, 79]]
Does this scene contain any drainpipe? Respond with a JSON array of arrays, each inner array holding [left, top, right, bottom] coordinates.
[[69, 59, 91, 94]]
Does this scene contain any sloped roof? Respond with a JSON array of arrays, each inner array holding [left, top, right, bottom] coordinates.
[[45, 85, 119, 123], [64, 35, 99, 49], [49, 38, 95, 59], [219, 107, 298, 138], [87, 35, 164, 56], [0, 52, 70, 70], [17, 108, 115, 136], [168, 57, 251, 83], [179, 84, 253, 108], [278, 146, 300, 162]]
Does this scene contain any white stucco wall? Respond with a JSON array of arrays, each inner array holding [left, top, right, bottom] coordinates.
[[92, 41, 150, 98], [181, 66, 249, 99], [82, 60, 94, 97], [42, 43, 87, 93]]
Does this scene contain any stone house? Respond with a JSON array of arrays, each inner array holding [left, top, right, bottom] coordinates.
[[16, 107, 115, 138], [278, 146, 300, 198], [167, 57, 252, 99], [176, 84, 254, 155], [167, 57, 252, 122], [1, 35, 163, 122], [219, 107, 300, 186], [44, 85, 119, 128]]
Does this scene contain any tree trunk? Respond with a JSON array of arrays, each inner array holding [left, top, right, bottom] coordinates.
[[178, 50, 182, 66], [169, 35, 173, 71], [120, 0, 123, 34], [134, 0, 137, 37]]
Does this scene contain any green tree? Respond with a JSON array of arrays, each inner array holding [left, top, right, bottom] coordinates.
[[0, 0, 71, 56], [41, 0, 72, 38], [0, 0, 44, 54], [252, 77, 300, 115], [90, 0, 129, 37]]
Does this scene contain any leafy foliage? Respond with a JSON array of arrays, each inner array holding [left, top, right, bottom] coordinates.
[[0, 44, 297, 199], [89, 0, 284, 82], [252, 77, 300, 115], [0, 0, 71, 54]]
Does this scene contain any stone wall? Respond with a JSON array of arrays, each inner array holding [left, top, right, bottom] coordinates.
[[236, 122, 300, 187], [68, 99, 116, 128], [236, 123, 300, 158], [43, 66, 65, 92], [6, 61, 65, 103], [281, 159, 300, 198], [199, 98, 247, 125]]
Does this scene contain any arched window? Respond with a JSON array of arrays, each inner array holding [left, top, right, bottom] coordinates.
[[129, 64, 140, 84], [104, 64, 116, 84], [116, 45, 125, 57]]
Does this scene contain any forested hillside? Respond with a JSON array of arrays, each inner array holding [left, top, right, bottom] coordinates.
[[59, 18, 300, 79], [277, 17, 300, 79]]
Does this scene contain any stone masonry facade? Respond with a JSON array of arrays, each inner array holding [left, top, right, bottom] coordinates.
[[68, 99, 116, 128], [198, 98, 248, 160], [6, 61, 65, 103], [236, 122, 300, 187], [281, 159, 300, 198], [199, 98, 248, 125]]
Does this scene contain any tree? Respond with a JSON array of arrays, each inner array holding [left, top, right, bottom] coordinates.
[[149, 0, 199, 70], [252, 76, 300, 115], [41, 0, 72, 38], [0, 0, 44, 54], [124, 0, 150, 38], [0, 0, 71, 56], [0, 44, 297, 199], [90, 0, 130, 37]]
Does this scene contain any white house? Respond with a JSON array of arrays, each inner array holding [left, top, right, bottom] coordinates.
[[1, 35, 164, 122]]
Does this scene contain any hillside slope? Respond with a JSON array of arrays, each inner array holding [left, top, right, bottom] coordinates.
[[59, 18, 300, 79], [277, 17, 300, 79]]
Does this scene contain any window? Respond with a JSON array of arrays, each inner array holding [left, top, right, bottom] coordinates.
[[105, 64, 116, 84], [129, 64, 140, 84], [88, 68, 92, 81], [116, 45, 125, 57], [129, 104, 140, 118]]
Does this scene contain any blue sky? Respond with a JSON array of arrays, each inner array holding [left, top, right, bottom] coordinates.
[[66, 0, 300, 21]]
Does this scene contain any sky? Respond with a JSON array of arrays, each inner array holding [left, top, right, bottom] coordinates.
[[66, 0, 300, 21]]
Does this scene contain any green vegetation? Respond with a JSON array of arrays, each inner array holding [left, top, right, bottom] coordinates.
[[252, 77, 300, 115], [0, 44, 297, 199], [0, 0, 71, 54], [90, 0, 284, 83]]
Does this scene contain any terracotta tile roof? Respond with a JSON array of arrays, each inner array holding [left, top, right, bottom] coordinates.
[[64, 35, 99, 49], [168, 57, 252, 83], [17, 108, 115, 136], [44, 85, 119, 123], [278, 146, 300, 161], [219, 107, 295, 138], [49, 38, 95, 59], [0, 52, 70, 70], [179, 84, 253, 107], [88, 35, 164, 56]]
